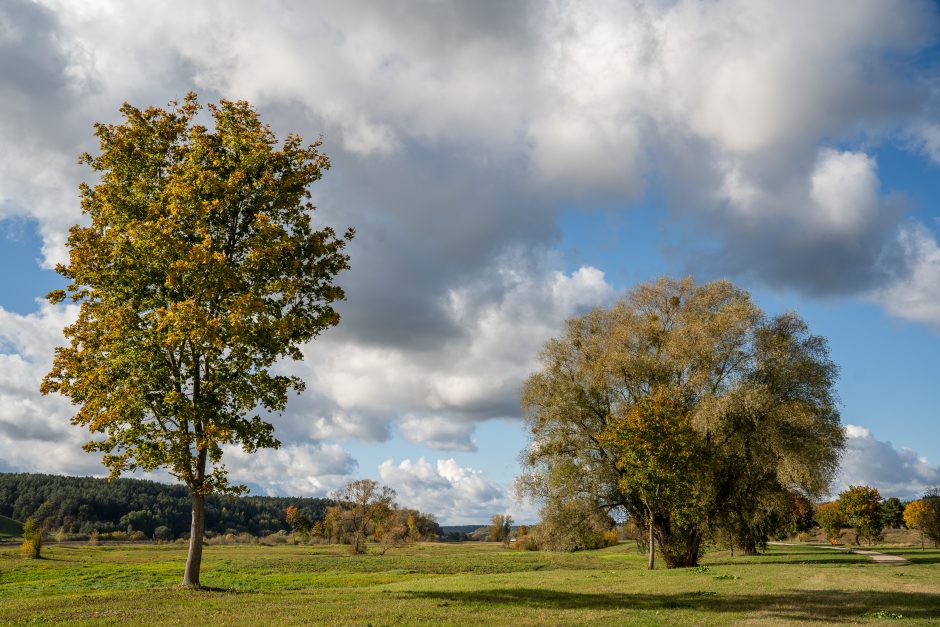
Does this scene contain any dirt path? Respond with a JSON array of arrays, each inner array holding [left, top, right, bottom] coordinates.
[[770, 542, 911, 565]]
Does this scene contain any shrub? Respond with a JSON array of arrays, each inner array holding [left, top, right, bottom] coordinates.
[[20, 518, 42, 558], [153, 526, 173, 542]]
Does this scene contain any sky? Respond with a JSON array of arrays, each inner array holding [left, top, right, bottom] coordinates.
[[1, 0, 939, 524]]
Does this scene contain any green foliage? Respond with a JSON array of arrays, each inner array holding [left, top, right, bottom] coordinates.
[[838, 485, 884, 546], [19, 518, 42, 558], [528, 494, 615, 551], [488, 514, 514, 544], [814, 501, 846, 544], [882, 497, 905, 529], [153, 526, 173, 542], [519, 277, 843, 568], [330, 479, 396, 554], [0, 472, 331, 537]]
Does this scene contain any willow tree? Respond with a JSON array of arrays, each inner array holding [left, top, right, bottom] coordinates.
[[519, 277, 844, 567], [42, 94, 352, 587]]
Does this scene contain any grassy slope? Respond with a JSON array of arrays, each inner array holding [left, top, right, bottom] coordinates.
[[0, 514, 22, 538], [0, 542, 938, 625]]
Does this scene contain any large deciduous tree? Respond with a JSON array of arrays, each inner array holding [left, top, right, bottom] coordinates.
[[518, 277, 844, 567], [42, 94, 352, 587]]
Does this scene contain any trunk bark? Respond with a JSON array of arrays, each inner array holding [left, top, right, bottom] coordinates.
[[647, 510, 655, 570], [654, 519, 703, 568], [741, 538, 759, 556], [183, 493, 205, 588]]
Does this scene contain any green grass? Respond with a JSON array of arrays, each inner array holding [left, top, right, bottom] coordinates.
[[1, 541, 938, 625], [0, 515, 22, 538]]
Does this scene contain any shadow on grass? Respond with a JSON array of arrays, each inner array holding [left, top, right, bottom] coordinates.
[[399, 588, 940, 623], [705, 557, 869, 566]]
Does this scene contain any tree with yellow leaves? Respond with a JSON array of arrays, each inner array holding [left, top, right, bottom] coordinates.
[[42, 94, 352, 587]]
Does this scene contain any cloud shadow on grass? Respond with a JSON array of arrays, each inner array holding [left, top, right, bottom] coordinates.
[[399, 589, 940, 623]]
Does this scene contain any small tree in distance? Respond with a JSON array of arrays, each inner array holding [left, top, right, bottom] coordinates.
[[838, 486, 884, 546], [20, 518, 42, 558], [285, 505, 311, 540], [42, 94, 353, 587], [331, 479, 396, 554], [489, 514, 513, 544], [904, 500, 930, 549], [814, 502, 846, 544]]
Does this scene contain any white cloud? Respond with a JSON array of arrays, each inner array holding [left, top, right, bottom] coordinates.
[[223, 442, 357, 497], [0, 301, 101, 474], [875, 223, 940, 331], [837, 424, 940, 499], [379, 457, 521, 525], [1, 0, 940, 497], [290, 256, 614, 450]]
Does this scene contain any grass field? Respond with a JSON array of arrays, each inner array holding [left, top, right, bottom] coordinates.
[[1, 541, 938, 625], [0, 515, 21, 539]]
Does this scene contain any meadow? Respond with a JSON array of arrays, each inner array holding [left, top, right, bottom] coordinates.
[[1, 541, 938, 625]]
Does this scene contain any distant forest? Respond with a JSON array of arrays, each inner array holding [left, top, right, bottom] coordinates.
[[0, 473, 333, 538]]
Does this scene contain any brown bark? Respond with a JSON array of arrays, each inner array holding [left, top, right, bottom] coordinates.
[[183, 493, 205, 588]]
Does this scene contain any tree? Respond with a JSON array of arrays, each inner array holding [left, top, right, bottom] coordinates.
[[881, 497, 904, 529], [285, 505, 310, 539], [528, 493, 616, 552], [909, 489, 940, 548], [838, 486, 883, 546], [41, 94, 353, 587], [814, 501, 846, 544], [518, 277, 843, 567], [331, 479, 395, 554], [489, 514, 513, 544], [20, 518, 42, 558], [154, 525, 174, 542], [904, 500, 930, 549]]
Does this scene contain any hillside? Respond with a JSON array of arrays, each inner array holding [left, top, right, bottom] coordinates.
[[0, 513, 22, 538], [0, 472, 333, 538]]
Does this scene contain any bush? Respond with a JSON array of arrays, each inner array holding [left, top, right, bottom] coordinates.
[[20, 518, 42, 558], [88, 530, 99, 546], [153, 526, 173, 542]]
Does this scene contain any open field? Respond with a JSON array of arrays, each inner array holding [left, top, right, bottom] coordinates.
[[1, 541, 938, 625]]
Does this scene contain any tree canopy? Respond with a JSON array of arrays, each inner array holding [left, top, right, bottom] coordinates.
[[42, 93, 352, 586], [518, 277, 844, 567]]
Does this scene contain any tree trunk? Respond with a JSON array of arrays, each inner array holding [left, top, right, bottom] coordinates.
[[183, 493, 205, 588], [654, 518, 703, 568], [741, 537, 759, 556], [647, 516, 655, 570]]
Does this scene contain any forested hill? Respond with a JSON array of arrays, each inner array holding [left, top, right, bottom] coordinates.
[[0, 473, 333, 538]]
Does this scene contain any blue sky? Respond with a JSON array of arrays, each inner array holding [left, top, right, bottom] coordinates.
[[1, 0, 939, 523]]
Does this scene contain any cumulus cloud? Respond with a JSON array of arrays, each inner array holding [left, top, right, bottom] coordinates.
[[0, 301, 101, 475], [223, 443, 357, 497], [379, 457, 516, 524], [2, 0, 940, 493], [875, 223, 940, 330], [286, 255, 614, 450], [837, 424, 940, 499]]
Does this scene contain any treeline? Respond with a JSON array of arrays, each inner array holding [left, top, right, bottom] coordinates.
[[0, 473, 332, 538]]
